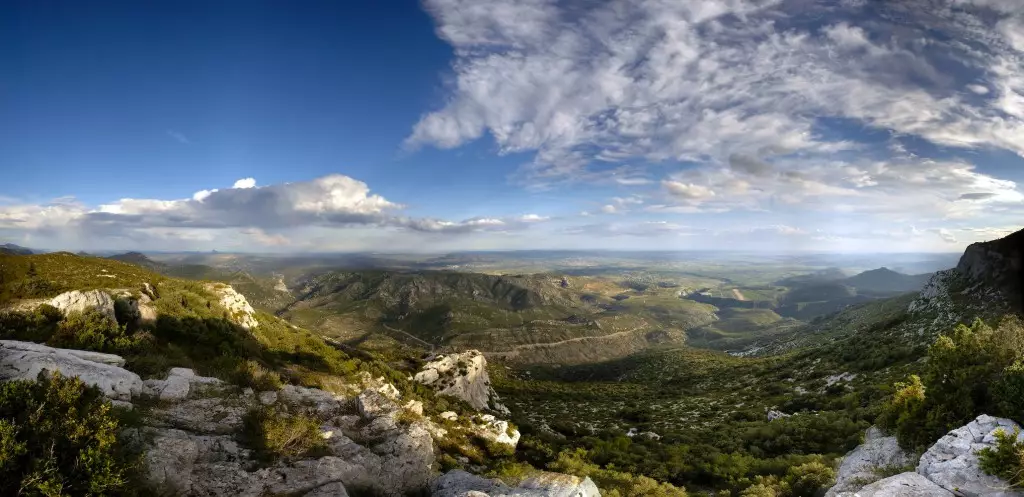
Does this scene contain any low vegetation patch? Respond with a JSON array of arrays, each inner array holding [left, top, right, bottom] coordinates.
[[242, 406, 325, 462], [0, 371, 140, 496]]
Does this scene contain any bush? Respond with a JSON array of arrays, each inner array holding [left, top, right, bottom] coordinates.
[[978, 427, 1024, 487], [0, 304, 63, 342], [242, 406, 324, 462], [549, 448, 688, 497], [49, 310, 142, 355], [880, 317, 1024, 451], [0, 371, 138, 495]]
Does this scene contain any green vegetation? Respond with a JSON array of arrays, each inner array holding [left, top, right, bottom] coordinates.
[[242, 406, 325, 462], [549, 448, 689, 497], [0, 371, 140, 496], [978, 427, 1024, 487], [879, 317, 1024, 451]]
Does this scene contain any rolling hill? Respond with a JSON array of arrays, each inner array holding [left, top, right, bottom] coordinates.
[[841, 267, 932, 294]]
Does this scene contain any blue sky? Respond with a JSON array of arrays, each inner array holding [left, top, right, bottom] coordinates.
[[1, 0, 1023, 253]]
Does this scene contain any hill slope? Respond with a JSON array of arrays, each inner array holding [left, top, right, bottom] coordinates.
[[842, 267, 932, 294]]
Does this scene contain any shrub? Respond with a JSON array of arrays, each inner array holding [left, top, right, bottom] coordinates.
[[49, 309, 142, 355], [242, 406, 324, 462], [0, 371, 138, 495], [549, 448, 688, 497], [231, 359, 284, 391], [880, 317, 1024, 451], [0, 304, 63, 342], [978, 427, 1024, 487]]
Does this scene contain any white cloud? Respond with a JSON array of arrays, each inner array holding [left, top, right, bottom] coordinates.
[[232, 178, 257, 189], [409, 0, 1024, 192]]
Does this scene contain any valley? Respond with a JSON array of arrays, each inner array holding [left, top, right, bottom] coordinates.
[[2, 243, 1009, 496]]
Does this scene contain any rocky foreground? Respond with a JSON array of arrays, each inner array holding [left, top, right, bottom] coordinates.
[[0, 339, 598, 497], [827, 415, 1024, 497]]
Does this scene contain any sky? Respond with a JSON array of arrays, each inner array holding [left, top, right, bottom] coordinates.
[[1, 0, 1024, 253]]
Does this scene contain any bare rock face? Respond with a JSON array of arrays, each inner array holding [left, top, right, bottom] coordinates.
[[49, 290, 117, 322], [414, 351, 506, 412], [825, 426, 914, 496], [916, 415, 1024, 497], [0, 340, 141, 400], [205, 284, 259, 329], [833, 472, 953, 497], [432, 469, 601, 497]]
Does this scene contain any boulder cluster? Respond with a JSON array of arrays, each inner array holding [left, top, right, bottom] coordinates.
[[827, 415, 1024, 497], [415, 350, 509, 414], [0, 340, 596, 497]]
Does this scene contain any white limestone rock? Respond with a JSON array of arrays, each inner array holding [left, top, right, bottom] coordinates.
[[49, 290, 117, 323], [825, 426, 914, 496], [414, 350, 505, 411], [432, 469, 601, 497], [205, 283, 259, 329], [356, 389, 398, 419], [0, 340, 141, 400], [917, 414, 1024, 497], [834, 472, 954, 497], [147, 396, 252, 435], [278, 384, 345, 415], [473, 414, 521, 448]]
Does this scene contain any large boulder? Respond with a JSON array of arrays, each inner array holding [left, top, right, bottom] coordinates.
[[414, 350, 506, 412], [0, 340, 142, 400], [917, 414, 1024, 497], [49, 290, 117, 322], [432, 469, 601, 497], [837, 472, 954, 497], [206, 284, 259, 329], [826, 426, 915, 496]]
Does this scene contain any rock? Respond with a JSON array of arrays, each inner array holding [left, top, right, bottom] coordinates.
[[148, 396, 251, 434], [826, 426, 914, 496], [259, 390, 278, 405], [356, 390, 398, 419], [49, 290, 117, 323], [767, 409, 791, 421], [917, 414, 1024, 497], [303, 482, 349, 497], [473, 414, 521, 448], [432, 469, 601, 497], [439, 411, 458, 421], [278, 384, 344, 415], [413, 351, 505, 411], [0, 340, 142, 400], [141, 427, 254, 496], [189, 463, 267, 497], [405, 399, 424, 416], [265, 457, 368, 496], [834, 472, 954, 497], [370, 421, 435, 495], [206, 284, 259, 329], [378, 382, 401, 400]]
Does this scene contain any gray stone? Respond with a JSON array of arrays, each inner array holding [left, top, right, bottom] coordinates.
[[259, 390, 278, 405], [147, 397, 251, 434], [356, 390, 397, 419], [835, 472, 954, 497], [413, 350, 506, 411], [278, 384, 345, 415], [49, 290, 117, 323], [826, 426, 914, 496], [432, 469, 601, 497], [0, 340, 142, 401], [917, 414, 1024, 497], [303, 482, 350, 497]]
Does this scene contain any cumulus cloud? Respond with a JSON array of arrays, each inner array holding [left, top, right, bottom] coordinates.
[[0, 175, 550, 248]]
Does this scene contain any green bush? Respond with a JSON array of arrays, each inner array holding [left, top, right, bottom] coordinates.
[[242, 406, 325, 462], [549, 448, 688, 497], [0, 371, 138, 495], [49, 310, 142, 355], [978, 427, 1024, 487], [880, 317, 1024, 451], [0, 304, 63, 342]]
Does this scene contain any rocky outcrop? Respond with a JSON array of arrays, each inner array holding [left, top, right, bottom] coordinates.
[[49, 290, 117, 322], [414, 350, 507, 412], [838, 472, 954, 497], [832, 416, 1024, 497], [826, 426, 914, 497], [433, 469, 600, 497], [0, 340, 141, 400], [917, 415, 1024, 497], [206, 284, 259, 329], [0, 339, 592, 497]]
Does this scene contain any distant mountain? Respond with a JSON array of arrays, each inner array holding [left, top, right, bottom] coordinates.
[[842, 267, 933, 294], [106, 252, 167, 271], [774, 267, 846, 287], [0, 243, 33, 256]]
